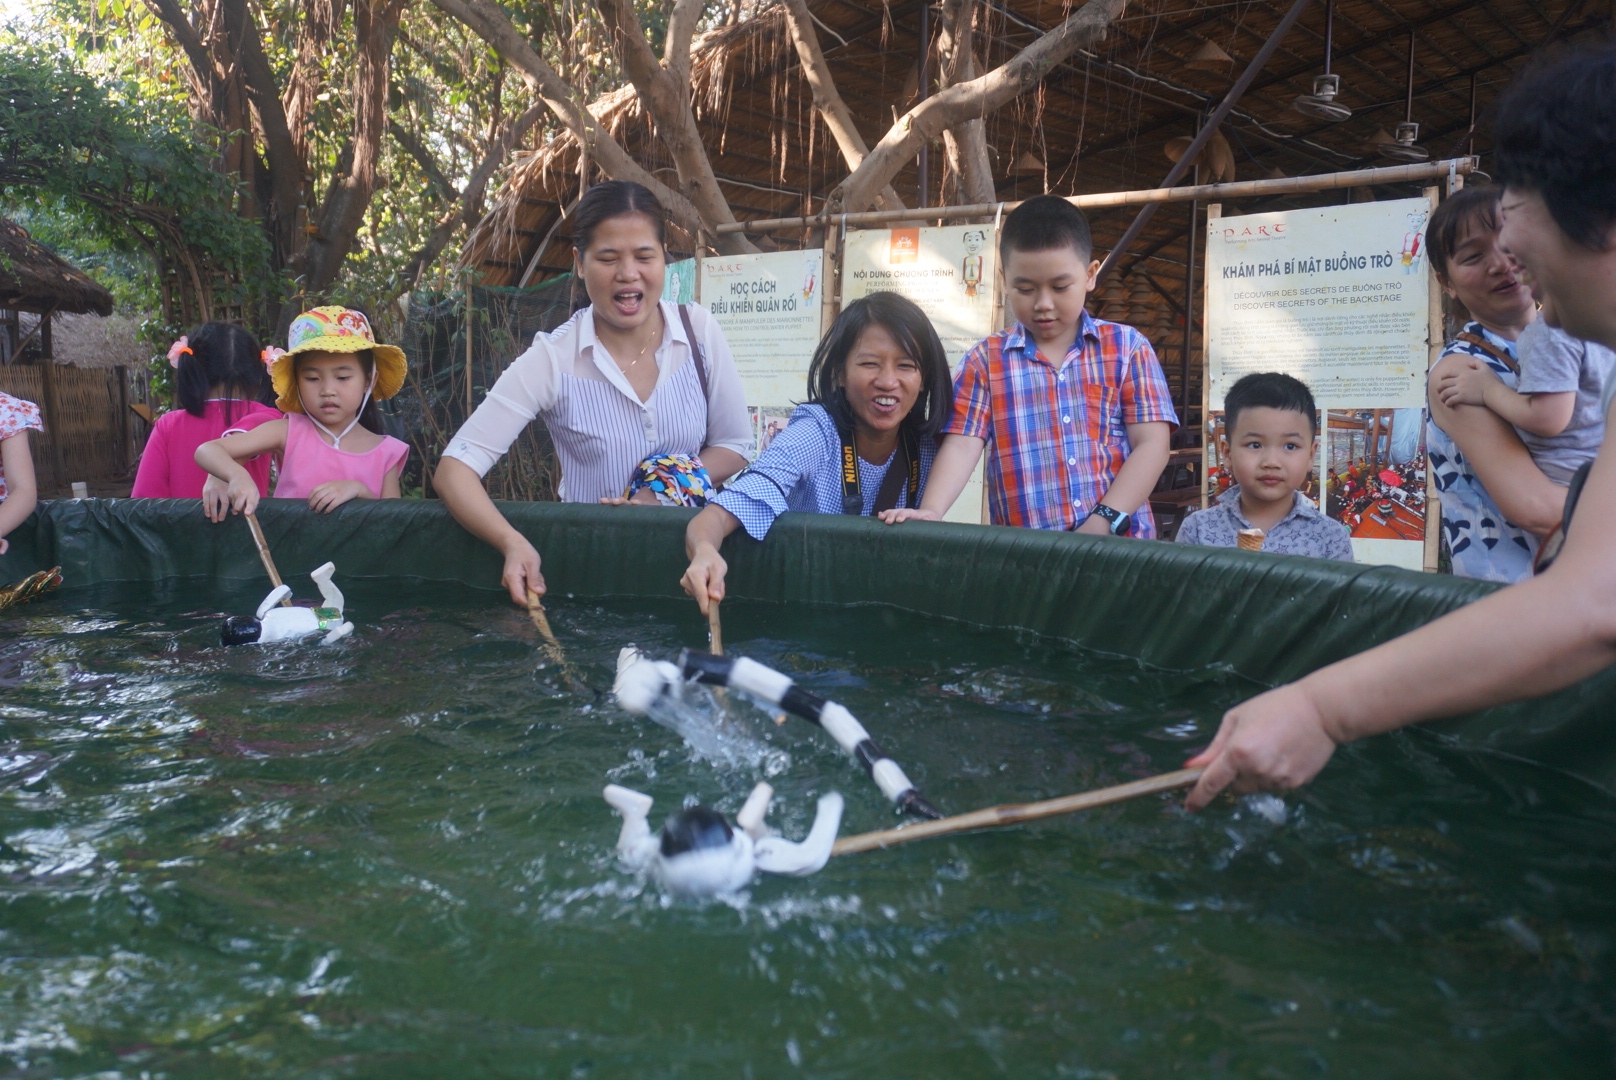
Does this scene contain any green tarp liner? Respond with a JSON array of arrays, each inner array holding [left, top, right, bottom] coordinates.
[[9, 498, 1616, 789]]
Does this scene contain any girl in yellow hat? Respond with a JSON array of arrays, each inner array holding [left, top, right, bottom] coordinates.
[[196, 306, 410, 519]]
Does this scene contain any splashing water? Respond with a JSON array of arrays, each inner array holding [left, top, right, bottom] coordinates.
[[630, 673, 792, 775]]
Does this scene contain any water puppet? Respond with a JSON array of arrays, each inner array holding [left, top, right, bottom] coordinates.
[[613, 646, 941, 820], [603, 781, 843, 897], [220, 561, 354, 646]]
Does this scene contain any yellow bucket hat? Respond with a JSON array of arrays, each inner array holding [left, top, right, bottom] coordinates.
[[271, 306, 407, 414]]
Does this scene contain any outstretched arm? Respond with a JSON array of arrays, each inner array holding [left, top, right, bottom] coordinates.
[[880, 434, 984, 524], [681, 502, 743, 615], [433, 456, 544, 604], [1184, 404, 1616, 811]]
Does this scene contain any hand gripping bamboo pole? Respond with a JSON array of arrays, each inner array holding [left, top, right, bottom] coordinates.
[[831, 768, 1204, 856], [244, 513, 293, 607]]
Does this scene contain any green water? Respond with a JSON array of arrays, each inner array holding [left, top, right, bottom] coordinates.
[[1, 582, 1613, 1078]]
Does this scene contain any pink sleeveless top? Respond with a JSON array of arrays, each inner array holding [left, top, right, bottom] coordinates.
[[274, 412, 409, 500]]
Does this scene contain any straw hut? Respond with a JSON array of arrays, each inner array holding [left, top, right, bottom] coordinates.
[[0, 217, 140, 494], [462, 0, 1603, 415]]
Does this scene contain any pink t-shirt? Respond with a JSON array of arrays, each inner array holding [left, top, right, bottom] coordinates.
[[273, 412, 409, 500], [131, 399, 282, 499], [0, 392, 43, 501]]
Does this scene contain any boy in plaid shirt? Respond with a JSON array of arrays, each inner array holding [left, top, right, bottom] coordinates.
[[882, 196, 1177, 536]]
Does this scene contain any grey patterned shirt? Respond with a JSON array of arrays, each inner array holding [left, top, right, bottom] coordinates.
[[1176, 486, 1355, 562]]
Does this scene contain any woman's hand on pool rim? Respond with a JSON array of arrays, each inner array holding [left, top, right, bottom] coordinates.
[[879, 508, 941, 525], [501, 535, 545, 605], [1183, 683, 1341, 811]]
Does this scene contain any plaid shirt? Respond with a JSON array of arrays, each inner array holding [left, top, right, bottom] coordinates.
[[947, 313, 1178, 534]]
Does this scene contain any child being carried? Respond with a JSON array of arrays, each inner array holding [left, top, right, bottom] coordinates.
[[1435, 295, 1616, 486]]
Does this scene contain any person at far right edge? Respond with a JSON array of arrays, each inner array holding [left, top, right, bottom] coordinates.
[[1182, 46, 1616, 812], [880, 195, 1177, 538]]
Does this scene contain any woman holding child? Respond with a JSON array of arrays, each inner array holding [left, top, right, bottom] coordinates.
[[435, 181, 752, 604]]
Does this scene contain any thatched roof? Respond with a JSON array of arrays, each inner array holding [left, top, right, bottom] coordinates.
[[12, 311, 147, 368], [465, 0, 1605, 290], [0, 217, 115, 316]]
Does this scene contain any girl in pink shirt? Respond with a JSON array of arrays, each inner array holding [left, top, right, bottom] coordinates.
[[196, 306, 409, 519], [131, 323, 280, 499]]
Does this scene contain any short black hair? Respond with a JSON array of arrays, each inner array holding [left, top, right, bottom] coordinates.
[[1223, 372, 1317, 437], [999, 195, 1093, 263], [1494, 45, 1616, 252], [805, 291, 953, 440], [1425, 185, 1500, 282]]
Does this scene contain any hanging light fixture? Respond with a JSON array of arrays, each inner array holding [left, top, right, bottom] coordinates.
[[1293, 0, 1351, 122], [1186, 40, 1234, 73], [1377, 30, 1428, 161]]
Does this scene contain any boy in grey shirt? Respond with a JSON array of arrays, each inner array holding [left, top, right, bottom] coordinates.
[[1435, 298, 1616, 484]]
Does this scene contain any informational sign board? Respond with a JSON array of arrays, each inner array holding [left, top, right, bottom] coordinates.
[[842, 225, 997, 524], [1204, 198, 1432, 569], [698, 249, 824, 452]]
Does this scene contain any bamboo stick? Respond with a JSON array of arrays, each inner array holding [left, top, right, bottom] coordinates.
[[244, 513, 293, 607], [526, 587, 585, 691], [831, 768, 1204, 856], [707, 598, 723, 655], [716, 159, 1475, 235]]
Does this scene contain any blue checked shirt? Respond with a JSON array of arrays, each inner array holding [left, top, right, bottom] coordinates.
[[715, 405, 937, 540]]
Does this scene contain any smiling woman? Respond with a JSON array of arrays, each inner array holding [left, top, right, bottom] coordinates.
[[433, 181, 753, 604], [680, 291, 953, 613]]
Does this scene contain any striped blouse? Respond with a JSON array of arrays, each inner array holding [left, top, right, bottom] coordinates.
[[715, 404, 937, 539], [442, 301, 751, 502]]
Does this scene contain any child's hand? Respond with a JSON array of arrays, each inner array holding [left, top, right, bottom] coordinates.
[[878, 508, 941, 525], [204, 474, 260, 522], [1075, 515, 1111, 537], [307, 480, 372, 514], [1435, 358, 1500, 408]]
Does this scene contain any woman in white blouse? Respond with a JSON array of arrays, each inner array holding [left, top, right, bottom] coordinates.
[[434, 181, 751, 604]]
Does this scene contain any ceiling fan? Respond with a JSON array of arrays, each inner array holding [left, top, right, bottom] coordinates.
[[1293, 0, 1351, 122], [1377, 30, 1429, 162]]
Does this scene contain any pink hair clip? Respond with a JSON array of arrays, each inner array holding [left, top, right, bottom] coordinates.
[[261, 346, 286, 371], [166, 336, 192, 369]]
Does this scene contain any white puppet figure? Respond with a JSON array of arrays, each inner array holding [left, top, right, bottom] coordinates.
[[603, 782, 844, 898], [220, 561, 354, 646]]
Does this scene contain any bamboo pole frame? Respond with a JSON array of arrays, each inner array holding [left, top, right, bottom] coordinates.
[[716, 159, 1476, 236]]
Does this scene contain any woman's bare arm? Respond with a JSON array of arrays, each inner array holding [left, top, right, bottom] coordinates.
[[1427, 354, 1565, 536], [433, 456, 544, 604]]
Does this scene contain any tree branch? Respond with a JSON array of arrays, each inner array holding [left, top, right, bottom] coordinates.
[[429, 0, 711, 243], [778, 0, 904, 211], [389, 118, 459, 203], [831, 0, 1128, 214], [663, 0, 704, 88], [301, 0, 402, 293], [144, 0, 225, 111], [592, 0, 757, 252], [936, 0, 994, 206], [218, 0, 306, 269]]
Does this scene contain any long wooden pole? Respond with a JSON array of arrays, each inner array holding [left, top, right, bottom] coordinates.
[[707, 598, 723, 656], [831, 767, 1203, 856], [244, 513, 293, 607], [715, 159, 1474, 235]]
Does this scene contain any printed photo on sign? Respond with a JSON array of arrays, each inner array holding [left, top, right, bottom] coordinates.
[[1325, 408, 1426, 542], [1205, 410, 1322, 506]]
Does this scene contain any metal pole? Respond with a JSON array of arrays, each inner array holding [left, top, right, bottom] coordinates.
[[1095, 0, 1315, 288]]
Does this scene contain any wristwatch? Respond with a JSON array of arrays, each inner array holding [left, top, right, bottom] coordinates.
[[1090, 504, 1132, 536]]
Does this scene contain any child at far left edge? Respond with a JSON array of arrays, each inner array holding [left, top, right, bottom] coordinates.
[[1176, 372, 1353, 561], [880, 194, 1177, 538]]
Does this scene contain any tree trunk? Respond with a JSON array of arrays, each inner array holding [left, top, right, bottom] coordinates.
[[298, 0, 401, 295], [831, 0, 1127, 215], [778, 0, 906, 212], [592, 0, 758, 253], [429, 0, 711, 242], [936, 0, 995, 206]]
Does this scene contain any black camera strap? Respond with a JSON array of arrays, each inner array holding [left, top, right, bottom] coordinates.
[[839, 425, 920, 515]]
